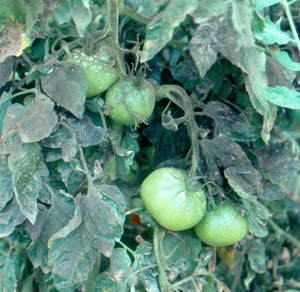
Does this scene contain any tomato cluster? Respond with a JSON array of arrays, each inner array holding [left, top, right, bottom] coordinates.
[[67, 48, 155, 126], [141, 168, 249, 246]]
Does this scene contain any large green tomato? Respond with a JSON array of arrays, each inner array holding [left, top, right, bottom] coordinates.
[[68, 48, 119, 98], [105, 79, 155, 126], [140, 168, 207, 231], [195, 202, 248, 247]]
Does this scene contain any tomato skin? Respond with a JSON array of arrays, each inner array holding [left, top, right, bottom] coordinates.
[[140, 168, 206, 231], [105, 79, 155, 126], [68, 49, 119, 98], [195, 202, 248, 247]]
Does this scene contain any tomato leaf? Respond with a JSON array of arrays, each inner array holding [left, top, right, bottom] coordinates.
[[202, 101, 261, 142], [94, 273, 128, 292], [48, 185, 125, 291], [141, 0, 198, 62], [255, 140, 300, 184], [274, 51, 300, 71], [0, 242, 17, 292], [69, 0, 92, 37], [43, 113, 105, 148], [26, 191, 76, 273], [262, 16, 291, 45], [256, 0, 282, 11], [8, 143, 44, 224], [265, 86, 300, 109], [190, 3, 277, 142], [133, 243, 159, 292], [0, 156, 14, 209], [0, 197, 25, 237], [115, 147, 134, 179], [247, 239, 267, 274], [41, 65, 87, 119], [108, 248, 131, 282], [0, 57, 14, 87], [0, 92, 12, 137], [19, 99, 58, 143]]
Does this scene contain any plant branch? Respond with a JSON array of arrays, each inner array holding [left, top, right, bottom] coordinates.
[[267, 218, 300, 250]]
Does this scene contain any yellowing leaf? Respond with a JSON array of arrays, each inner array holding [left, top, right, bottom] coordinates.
[[0, 21, 30, 62]]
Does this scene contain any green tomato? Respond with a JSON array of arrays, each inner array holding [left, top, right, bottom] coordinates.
[[68, 48, 119, 98], [140, 168, 207, 231], [195, 202, 248, 247], [105, 79, 155, 125]]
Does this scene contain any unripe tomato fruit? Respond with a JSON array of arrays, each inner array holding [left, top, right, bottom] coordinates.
[[195, 202, 248, 247], [68, 48, 119, 98], [140, 168, 207, 231], [105, 79, 155, 126]]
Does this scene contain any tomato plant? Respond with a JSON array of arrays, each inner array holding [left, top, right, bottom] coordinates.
[[67, 48, 120, 98], [194, 202, 249, 247], [140, 168, 206, 231], [105, 78, 155, 125], [0, 0, 300, 291]]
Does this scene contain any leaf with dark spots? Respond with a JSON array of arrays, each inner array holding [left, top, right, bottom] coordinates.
[[43, 113, 105, 148], [8, 143, 43, 224], [41, 65, 87, 118], [26, 191, 76, 273], [48, 184, 125, 291], [202, 101, 260, 142], [255, 139, 300, 184], [19, 99, 58, 143], [200, 137, 263, 201], [108, 248, 131, 282]]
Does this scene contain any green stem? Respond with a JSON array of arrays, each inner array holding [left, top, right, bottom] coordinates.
[[125, 207, 144, 215], [118, 0, 153, 25], [153, 226, 170, 291], [78, 143, 93, 186], [292, 174, 300, 201], [118, 241, 136, 258], [11, 89, 37, 99], [267, 218, 300, 250], [281, 0, 300, 52]]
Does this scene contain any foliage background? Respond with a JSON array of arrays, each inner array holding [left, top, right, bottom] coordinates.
[[0, 0, 300, 291]]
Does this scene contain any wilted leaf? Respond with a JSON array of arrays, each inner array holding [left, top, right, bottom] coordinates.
[[26, 191, 76, 273], [262, 16, 291, 45], [61, 137, 78, 162], [0, 156, 14, 209], [48, 185, 125, 291], [0, 57, 14, 87], [19, 99, 58, 143], [0, 197, 25, 238], [247, 215, 268, 237], [190, 3, 277, 142], [200, 137, 263, 201], [255, 139, 300, 184], [202, 101, 260, 142], [265, 86, 300, 109], [133, 243, 159, 292], [261, 184, 285, 201], [69, 0, 92, 37], [41, 65, 87, 118], [141, 0, 198, 62], [109, 248, 131, 282], [0, 242, 17, 292], [8, 143, 43, 224]]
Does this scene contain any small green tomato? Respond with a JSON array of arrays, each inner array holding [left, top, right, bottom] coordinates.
[[195, 202, 249, 247], [140, 168, 207, 231], [68, 48, 119, 98], [105, 79, 155, 126]]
